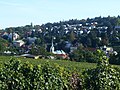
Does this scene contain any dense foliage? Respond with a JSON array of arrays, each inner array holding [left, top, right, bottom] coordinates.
[[109, 51, 120, 65], [0, 59, 70, 90], [69, 48, 105, 63], [0, 38, 8, 55], [4, 16, 120, 48], [83, 51, 120, 90], [0, 52, 120, 90], [29, 44, 52, 56]]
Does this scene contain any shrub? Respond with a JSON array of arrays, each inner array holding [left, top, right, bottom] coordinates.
[[0, 59, 70, 90], [69, 73, 83, 90], [69, 49, 102, 63], [82, 52, 120, 90], [0, 55, 120, 90]]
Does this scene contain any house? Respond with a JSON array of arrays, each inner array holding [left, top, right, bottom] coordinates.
[[27, 37, 37, 44], [53, 50, 67, 59], [8, 32, 19, 41], [70, 47, 77, 52], [20, 54, 39, 59], [64, 41, 72, 48], [100, 45, 114, 57], [114, 26, 120, 33], [100, 45, 113, 52], [1, 32, 9, 39], [2, 32, 8, 36], [4, 51, 11, 54], [13, 40, 25, 47], [115, 26, 120, 29]]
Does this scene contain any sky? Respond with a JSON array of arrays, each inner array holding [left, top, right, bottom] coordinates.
[[0, 0, 120, 29]]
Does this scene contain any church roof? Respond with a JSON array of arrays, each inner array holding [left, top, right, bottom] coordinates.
[[54, 50, 66, 55]]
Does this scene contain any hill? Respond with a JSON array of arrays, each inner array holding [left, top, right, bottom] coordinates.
[[0, 56, 120, 72]]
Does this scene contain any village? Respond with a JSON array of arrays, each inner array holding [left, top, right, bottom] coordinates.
[[0, 17, 120, 61]]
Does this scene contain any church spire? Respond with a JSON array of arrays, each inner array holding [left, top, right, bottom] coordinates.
[[50, 37, 55, 53]]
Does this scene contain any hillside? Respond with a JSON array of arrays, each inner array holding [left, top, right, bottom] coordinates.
[[0, 56, 120, 72], [0, 16, 120, 65]]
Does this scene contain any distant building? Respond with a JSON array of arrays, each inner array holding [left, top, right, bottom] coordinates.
[[4, 51, 11, 54], [115, 26, 120, 33], [100, 45, 113, 52], [8, 33, 19, 41], [2, 32, 19, 41], [13, 40, 25, 47], [115, 26, 120, 29], [27, 37, 37, 44], [20, 54, 39, 59], [70, 47, 77, 52], [50, 38, 67, 59], [100, 45, 113, 57]]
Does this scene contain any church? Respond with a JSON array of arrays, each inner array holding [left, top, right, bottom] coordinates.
[[50, 38, 67, 59]]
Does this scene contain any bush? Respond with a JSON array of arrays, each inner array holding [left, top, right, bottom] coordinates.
[[82, 53, 120, 90], [0, 55, 120, 90], [69, 49, 102, 63], [69, 73, 83, 90], [109, 52, 120, 65], [0, 59, 70, 90]]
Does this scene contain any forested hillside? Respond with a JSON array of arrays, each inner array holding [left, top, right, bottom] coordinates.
[[1, 16, 120, 64]]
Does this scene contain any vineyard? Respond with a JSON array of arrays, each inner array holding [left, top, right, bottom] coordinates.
[[0, 56, 120, 71], [0, 54, 120, 90], [0, 56, 97, 73]]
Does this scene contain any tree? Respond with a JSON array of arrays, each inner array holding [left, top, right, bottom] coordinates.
[[101, 33, 109, 46], [69, 31, 75, 42], [109, 51, 120, 65], [83, 51, 120, 90], [86, 37, 92, 47], [35, 38, 41, 45], [0, 38, 9, 55], [29, 44, 50, 56], [69, 47, 99, 63], [116, 18, 120, 25]]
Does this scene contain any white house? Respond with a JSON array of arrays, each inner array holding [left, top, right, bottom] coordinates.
[[13, 40, 25, 47], [8, 33, 19, 41], [20, 54, 39, 59]]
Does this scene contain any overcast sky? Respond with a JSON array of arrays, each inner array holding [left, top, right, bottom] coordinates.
[[0, 0, 120, 29]]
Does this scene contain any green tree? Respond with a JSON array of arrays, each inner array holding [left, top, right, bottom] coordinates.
[[0, 38, 9, 55], [29, 45, 50, 56], [0, 59, 70, 90], [109, 51, 120, 65], [116, 18, 120, 25], [101, 33, 109, 46], [83, 51, 120, 90], [69, 31, 75, 42], [35, 38, 41, 45]]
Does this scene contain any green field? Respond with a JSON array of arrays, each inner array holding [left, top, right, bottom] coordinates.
[[0, 56, 120, 72]]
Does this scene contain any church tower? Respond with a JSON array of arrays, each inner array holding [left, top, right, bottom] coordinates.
[[50, 38, 55, 54]]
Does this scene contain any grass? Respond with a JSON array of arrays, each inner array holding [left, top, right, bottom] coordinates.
[[0, 56, 120, 72]]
